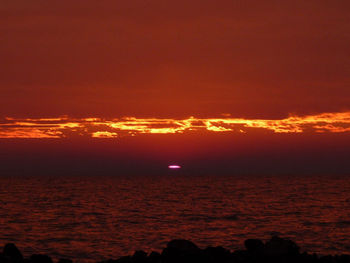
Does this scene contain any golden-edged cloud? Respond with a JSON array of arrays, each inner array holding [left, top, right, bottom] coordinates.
[[0, 111, 349, 138]]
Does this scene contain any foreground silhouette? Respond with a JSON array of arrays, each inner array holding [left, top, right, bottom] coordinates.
[[1, 236, 350, 263]]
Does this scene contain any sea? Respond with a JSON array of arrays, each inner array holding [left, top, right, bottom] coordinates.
[[1, 174, 350, 262]]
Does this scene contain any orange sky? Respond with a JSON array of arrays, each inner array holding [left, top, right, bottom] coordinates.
[[1, 1, 349, 118], [0, 1, 349, 175]]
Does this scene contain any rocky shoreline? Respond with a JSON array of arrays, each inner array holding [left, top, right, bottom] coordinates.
[[1, 236, 350, 263]]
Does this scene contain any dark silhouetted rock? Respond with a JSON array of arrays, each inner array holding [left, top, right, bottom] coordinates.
[[115, 256, 132, 263], [338, 254, 350, 263], [166, 239, 199, 253], [148, 251, 160, 263], [29, 254, 53, 263], [0, 253, 7, 263], [98, 259, 122, 263], [264, 236, 300, 258], [230, 249, 250, 263], [319, 255, 336, 263], [4, 236, 350, 263], [162, 239, 202, 263], [131, 251, 147, 263], [99, 256, 132, 263], [245, 239, 265, 255], [298, 252, 319, 263], [203, 246, 230, 263], [3, 243, 23, 263]]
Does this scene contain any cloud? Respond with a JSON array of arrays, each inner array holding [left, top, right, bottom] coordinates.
[[0, 111, 349, 139], [91, 131, 118, 138]]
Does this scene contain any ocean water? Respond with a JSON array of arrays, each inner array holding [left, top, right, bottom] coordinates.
[[1, 174, 350, 262]]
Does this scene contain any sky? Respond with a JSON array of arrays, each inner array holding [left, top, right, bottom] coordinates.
[[1, 1, 349, 175]]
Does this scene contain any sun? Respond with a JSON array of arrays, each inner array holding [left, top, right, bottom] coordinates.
[[168, 165, 181, 169]]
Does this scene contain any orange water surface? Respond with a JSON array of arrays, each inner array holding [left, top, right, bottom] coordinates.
[[1, 175, 350, 262]]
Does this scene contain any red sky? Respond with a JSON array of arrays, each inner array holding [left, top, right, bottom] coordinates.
[[0, 1, 349, 175], [1, 0, 350, 118]]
